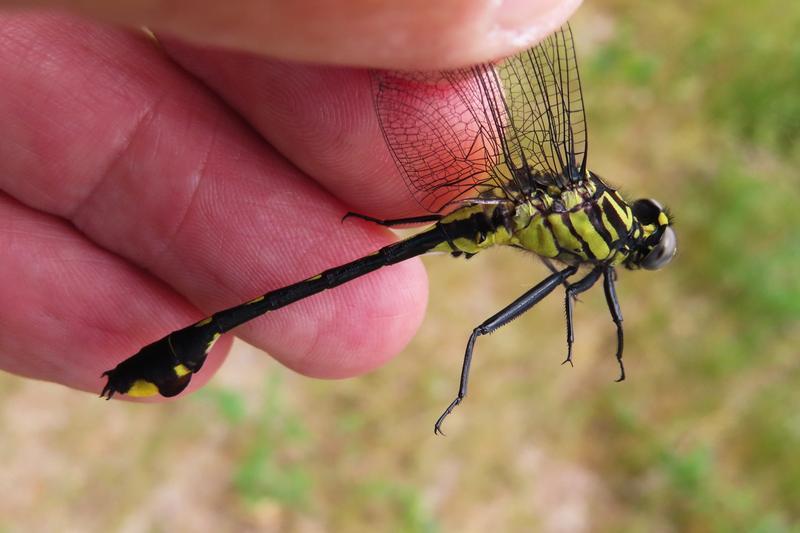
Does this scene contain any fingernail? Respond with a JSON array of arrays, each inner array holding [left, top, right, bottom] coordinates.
[[490, 0, 582, 49]]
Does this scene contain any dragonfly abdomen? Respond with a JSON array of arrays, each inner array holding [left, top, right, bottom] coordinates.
[[101, 221, 461, 400], [427, 203, 515, 255]]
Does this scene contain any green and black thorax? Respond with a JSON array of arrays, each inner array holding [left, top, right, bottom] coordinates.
[[431, 171, 672, 271]]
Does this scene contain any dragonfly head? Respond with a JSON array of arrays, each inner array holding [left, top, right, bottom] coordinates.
[[625, 198, 676, 271]]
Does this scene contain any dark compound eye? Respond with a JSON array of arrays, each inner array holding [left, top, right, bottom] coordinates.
[[632, 198, 665, 225], [642, 226, 677, 270]]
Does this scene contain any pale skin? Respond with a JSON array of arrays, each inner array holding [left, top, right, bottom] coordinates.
[[0, 0, 581, 397]]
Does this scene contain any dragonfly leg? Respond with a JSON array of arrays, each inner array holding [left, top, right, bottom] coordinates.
[[342, 211, 442, 227], [603, 268, 625, 382], [541, 257, 571, 290], [434, 264, 578, 435], [563, 267, 603, 367]]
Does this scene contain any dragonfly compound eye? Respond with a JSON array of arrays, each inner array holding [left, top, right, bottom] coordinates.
[[631, 198, 665, 225], [642, 226, 677, 270]]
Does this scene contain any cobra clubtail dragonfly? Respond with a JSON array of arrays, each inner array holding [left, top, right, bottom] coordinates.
[[102, 24, 676, 434]]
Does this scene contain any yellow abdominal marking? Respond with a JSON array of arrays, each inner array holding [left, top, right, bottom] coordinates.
[[247, 295, 265, 304], [206, 332, 221, 352], [194, 317, 213, 327], [127, 380, 159, 397], [174, 364, 191, 377], [658, 212, 669, 226], [431, 205, 510, 254]]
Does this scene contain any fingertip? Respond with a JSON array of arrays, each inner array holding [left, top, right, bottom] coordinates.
[[16, 0, 581, 69], [127, 0, 579, 69], [481, 0, 584, 66], [346, 0, 584, 69]]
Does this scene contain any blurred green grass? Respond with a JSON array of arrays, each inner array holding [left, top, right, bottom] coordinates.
[[2, 1, 800, 531]]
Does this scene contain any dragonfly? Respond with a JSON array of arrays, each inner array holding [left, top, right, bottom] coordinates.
[[101, 24, 676, 434]]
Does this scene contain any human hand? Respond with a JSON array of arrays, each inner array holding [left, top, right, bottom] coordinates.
[[0, 0, 580, 396]]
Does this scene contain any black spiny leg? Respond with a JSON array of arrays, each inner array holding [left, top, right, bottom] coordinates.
[[434, 265, 578, 435], [541, 257, 572, 290], [342, 211, 442, 227], [562, 267, 603, 367], [603, 268, 625, 382]]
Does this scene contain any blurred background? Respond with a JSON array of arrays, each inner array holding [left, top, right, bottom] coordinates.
[[2, 0, 799, 531]]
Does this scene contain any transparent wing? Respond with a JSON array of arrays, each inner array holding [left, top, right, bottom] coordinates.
[[499, 24, 588, 187], [372, 24, 588, 213]]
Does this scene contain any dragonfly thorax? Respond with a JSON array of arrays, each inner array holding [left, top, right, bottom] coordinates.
[[501, 174, 630, 267], [431, 173, 652, 268]]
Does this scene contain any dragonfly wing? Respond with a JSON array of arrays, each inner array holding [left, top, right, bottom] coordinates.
[[371, 68, 516, 213], [498, 24, 588, 187], [371, 24, 588, 213]]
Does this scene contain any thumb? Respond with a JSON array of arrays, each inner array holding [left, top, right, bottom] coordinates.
[[3, 0, 582, 69]]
